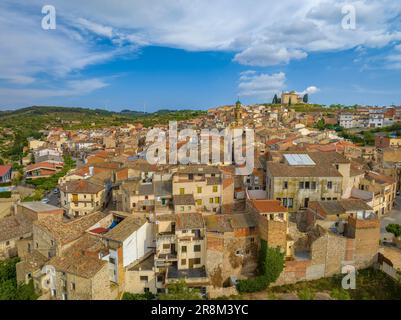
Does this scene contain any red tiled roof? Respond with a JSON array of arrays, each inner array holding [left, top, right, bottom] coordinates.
[[251, 200, 287, 213], [25, 162, 62, 172], [0, 165, 12, 177], [89, 227, 109, 234]]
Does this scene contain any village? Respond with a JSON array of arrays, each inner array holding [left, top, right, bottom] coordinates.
[[0, 92, 401, 300]]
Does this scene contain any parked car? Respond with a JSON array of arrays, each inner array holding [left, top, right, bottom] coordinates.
[[41, 198, 50, 204], [53, 188, 59, 194]]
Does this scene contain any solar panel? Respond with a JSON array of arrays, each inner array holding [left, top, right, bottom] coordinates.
[[284, 154, 316, 166]]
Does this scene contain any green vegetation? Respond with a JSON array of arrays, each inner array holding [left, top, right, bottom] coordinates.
[[0, 106, 205, 163], [330, 288, 351, 300], [314, 118, 341, 131], [236, 240, 284, 293], [297, 288, 316, 300], [386, 224, 401, 238], [0, 191, 11, 198], [338, 129, 375, 146], [159, 279, 202, 300], [0, 258, 38, 300], [338, 123, 401, 146], [23, 155, 75, 201], [122, 291, 155, 300], [267, 268, 401, 300]]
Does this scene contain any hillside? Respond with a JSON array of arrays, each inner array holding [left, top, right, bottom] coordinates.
[[0, 106, 206, 163]]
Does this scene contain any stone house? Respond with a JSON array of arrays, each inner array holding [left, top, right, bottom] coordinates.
[[266, 152, 350, 212], [60, 179, 107, 217], [44, 234, 118, 300], [204, 213, 258, 287]]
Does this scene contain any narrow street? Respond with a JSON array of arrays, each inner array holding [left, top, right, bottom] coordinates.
[[380, 195, 401, 242]]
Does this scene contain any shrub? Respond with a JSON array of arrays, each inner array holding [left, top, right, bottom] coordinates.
[[297, 288, 316, 300], [236, 276, 269, 293], [386, 224, 401, 238], [0, 191, 11, 198], [122, 291, 155, 300], [330, 288, 351, 300], [236, 241, 284, 293], [159, 279, 202, 300]]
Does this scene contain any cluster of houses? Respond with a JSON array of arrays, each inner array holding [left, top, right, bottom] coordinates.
[[0, 100, 401, 299], [338, 106, 401, 129]]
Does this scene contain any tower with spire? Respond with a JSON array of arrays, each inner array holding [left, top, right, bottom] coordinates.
[[233, 98, 243, 127]]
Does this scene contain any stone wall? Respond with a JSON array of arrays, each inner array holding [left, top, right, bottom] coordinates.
[[206, 232, 258, 287]]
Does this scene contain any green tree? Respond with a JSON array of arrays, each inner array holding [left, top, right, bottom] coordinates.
[[262, 244, 285, 284], [386, 224, 401, 238], [0, 258, 38, 300], [316, 118, 326, 131], [303, 94, 309, 103], [122, 291, 155, 300], [237, 241, 285, 293], [159, 279, 202, 300]]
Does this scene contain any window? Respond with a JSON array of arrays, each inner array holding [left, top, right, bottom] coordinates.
[[327, 181, 333, 189], [209, 198, 214, 204], [163, 244, 170, 249], [157, 275, 164, 282], [196, 199, 202, 206], [71, 282, 75, 291], [283, 198, 288, 207], [299, 181, 304, 189], [214, 197, 220, 204], [194, 245, 201, 252], [140, 276, 148, 282], [181, 259, 186, 265], [181, 206, 185, 211], [283, 181, 288, 189], [194, 258, 201, 265], [288, 198, 293, 208], [179, 188, 185, 195], [197, 187, 202, 193], [188, 174, 194, 180], [311, 182, 316, 190], [5, 241, 10, 246], [144, 288, 149, 293], [305, 181, 310, 189], [250, 237, 255, 243], [213, 185, 218, 192], [181, 246, 187, 253]]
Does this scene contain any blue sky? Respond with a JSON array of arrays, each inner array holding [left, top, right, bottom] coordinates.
[[1, 0, 401, 111]]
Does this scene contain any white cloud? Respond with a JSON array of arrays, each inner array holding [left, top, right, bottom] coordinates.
[[1, 0, 401, 106], [234, 45, 307, 66], [299, 86, 320, 95], [238, 71, 286, 99], [76, 18, 113, 38], [40, 0, 401, 67]]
